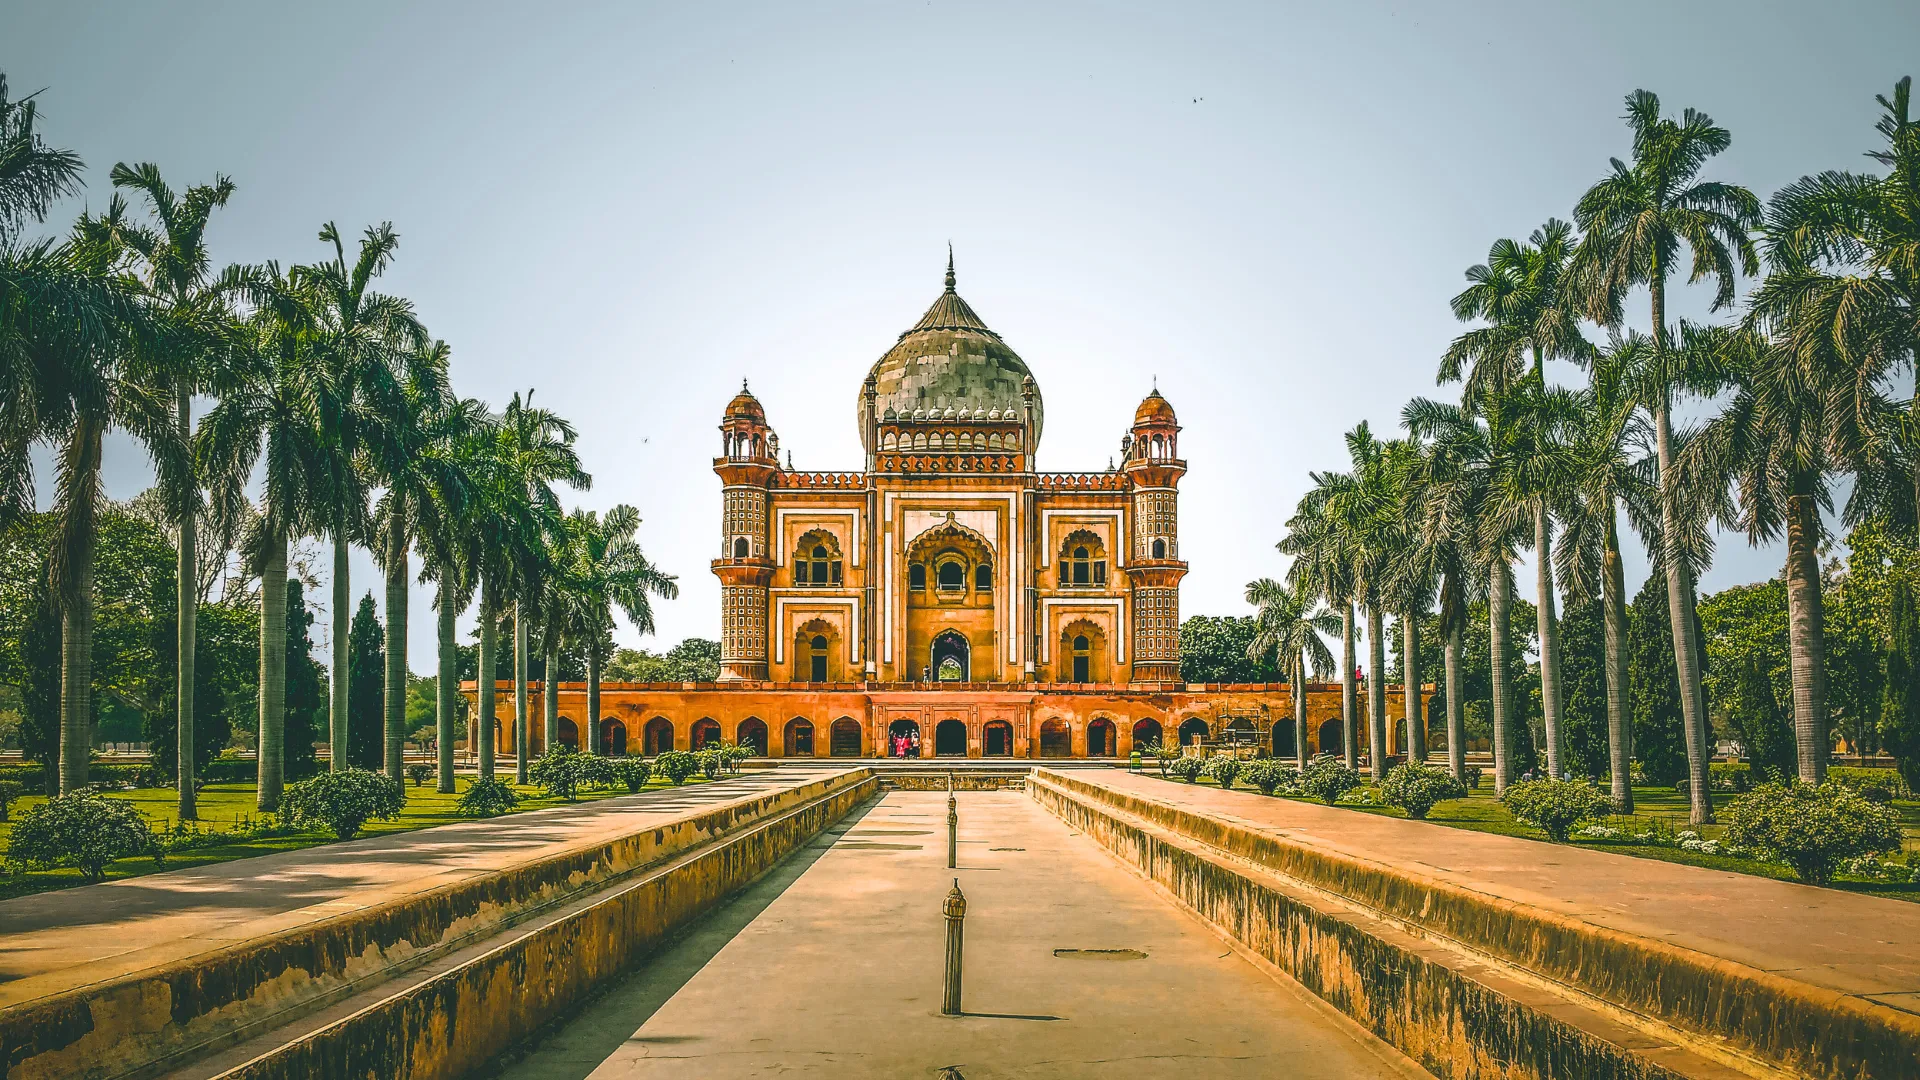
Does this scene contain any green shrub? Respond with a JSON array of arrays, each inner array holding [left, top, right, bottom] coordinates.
[[279, 768, 405, 840], [457, 777, 520, 817], [1462, 765, 1483, 790], [0, 780, 22, 821], [611, 757, 652, 793], [1500, 779, 1611, 842], [406, 764, 434, 787], [656, 750, 698, 785], [1828, 767, 1912, 800], [578, 753, 616, 791], [529, 746, 587, 801], [1205, 756, 1242, 791], [1721, 781, 1904, 885], [1151, 742, 1182, 779], [1243, 760, 1297, 796], [1169, 756, 1204, 783], [1300, 756, 1360, 805], [1380, 763, 1467, 820], [6, 792, 153, 880], [696, 748, 724, 780]]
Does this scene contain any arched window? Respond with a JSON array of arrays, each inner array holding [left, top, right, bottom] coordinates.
[[793, 535, 842, 587], [937, 559, 966, 591], [732, 536, 750, 559], [975, 561, 993, 591], [1151, 538, 1167, 559], [1072, 634, 1091, 683], [1057, 537, 1106, 588], [809, 634, 828, 683], [909, 563, 927, 591]]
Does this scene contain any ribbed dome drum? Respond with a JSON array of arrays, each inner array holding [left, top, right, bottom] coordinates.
[[858, 256, 1042, 451]]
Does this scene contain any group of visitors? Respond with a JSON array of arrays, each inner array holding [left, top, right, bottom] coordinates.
[[891, 728, 922, 758]]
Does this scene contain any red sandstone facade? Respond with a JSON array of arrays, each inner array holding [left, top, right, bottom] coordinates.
[[472, 258, 1428, 759]]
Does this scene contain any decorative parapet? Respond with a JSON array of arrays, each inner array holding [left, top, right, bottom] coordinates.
[[1036, 471, 1127, 491], [876, 453, 1023, 474], [776, 471, 868, 490]]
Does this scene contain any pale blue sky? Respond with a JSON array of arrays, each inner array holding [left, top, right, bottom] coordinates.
[[7, 1, 1917, 666]]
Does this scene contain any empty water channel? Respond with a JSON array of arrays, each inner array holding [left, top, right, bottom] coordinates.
[[489, 790, 1427, 1079]]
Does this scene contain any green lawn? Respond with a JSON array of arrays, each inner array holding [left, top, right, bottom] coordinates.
[[0, 772, 720, 902], [1144, 771, 1920, 903]]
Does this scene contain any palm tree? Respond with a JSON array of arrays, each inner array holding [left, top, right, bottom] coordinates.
[[1381, 438, 1437, 765], [566, 504, 676, 745], [1404, 403, 1490, 783], [84, 162, 239, 818], [366, 340, 457, 780], [1574, 89, 1762, 822], [290, 222, 426, 770], [1311, 424, 1405, 779], [200, 263, 333, 810], [529, 518, 586, 754], [1246, 578, 1338, 769], [1281, 493, 1361, 771], [413, 397, 492, 792], [1556, 337, 1660, 808]]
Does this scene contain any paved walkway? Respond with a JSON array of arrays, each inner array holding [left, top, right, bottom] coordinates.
[[1076, 770, 1920, 1017], [499, 791, 1427, 1079], [0, 766, 848, 1012]]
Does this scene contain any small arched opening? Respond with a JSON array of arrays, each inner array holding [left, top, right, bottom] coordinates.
[[887, 718, 922, 757], [931, 629, 969, 682], [784, 717, 814, 756], [935, 719, 968, 756], [1131, 718, 1163, 750], [1272, 721, 1297, 759], [829, 717, 863, 757], [732, 536, 750, 559], [1087, 717, 1116, 757], [557, 717, 579, 750], [1178, 716, 1211, 747], [1039, 718, 1072, 758], [1151, 537, 1167, 559], [1317, 717, 1344, 757], [983, 720, 1013, 756], [643, 716, 673, 756], [691, 717, 722, 750], [601, 718, 628, 756], [737, 717, 768, 756]]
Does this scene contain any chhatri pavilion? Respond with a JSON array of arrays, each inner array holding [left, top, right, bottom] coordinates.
[[476, 257, 1422, 760]]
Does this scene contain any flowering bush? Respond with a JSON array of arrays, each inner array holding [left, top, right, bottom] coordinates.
[[1300, 756, 1360, 805], [6, 792, 152, 880], [1500, 779, 1611, 842], [279, 769, 405, 840], [457, 778, 520, 817], [1169, 756, 1205, 784], [656, 750, 698, 786], [1575, 824, 1621, 840], [1204, 756, 1242, 791], [1720, 782, 1904, 885], [1243, 760, 1298, 796], [1380, 763, 1467, 820]]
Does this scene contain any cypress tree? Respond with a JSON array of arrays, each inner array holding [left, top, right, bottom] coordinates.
[[346, 593, 385, 771]]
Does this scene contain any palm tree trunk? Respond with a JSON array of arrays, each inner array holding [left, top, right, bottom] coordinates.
[[257, 532, 287, 812], [1534, 504, 1566, 778], [436, 577, 457, 793], [1403, 612, 1425, 764], [514, 602, 530, 783], [383, 499, 408, 782], [543, 638, 559, 753], [1651, 274, 1714, 825], [57, 416, 104, 796], [176, 390, 198, 819], [1293, 650, 1308, 771], [476, 591, 497, 781], [330, 519, 350, 772], [1341, 603, 1358, 770], [1445, 621, 1465, 782], [1490, 561, 1513, 793], [1367, 604, 1387, 779], [587, 646, 603, 755], [1603, 513, 1633, 811], [1785, 486, 1829, 784]]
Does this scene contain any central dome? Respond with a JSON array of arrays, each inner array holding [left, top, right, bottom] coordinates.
[[859, 257, 1042, 451]]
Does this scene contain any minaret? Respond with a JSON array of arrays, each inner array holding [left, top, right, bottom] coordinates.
[[1123, 388, 1187, 683], [713, 381, 777, 680]]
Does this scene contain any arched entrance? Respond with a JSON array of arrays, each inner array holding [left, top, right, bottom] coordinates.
[[1039, 719, 1071, 758], [691, 718, 722, 750], [1318, 717, 1343, 757], [935, 719, 968, 756], [1272, 721, 1297, 759], [1132, 718, 1163, 750], [784, 717, 814, 757], [931, 630, 969, 682], [887, 718, 922, 757], [557, 717, 579, 750], [643, 717, 673, 756], [601, 719, 628, 756], [1178, 716, 1210, 747], [737, 717, 768, 756], [983, 720, 1013, 756], [1087, 718, 1116, 757], [829, 718, 862, 757]]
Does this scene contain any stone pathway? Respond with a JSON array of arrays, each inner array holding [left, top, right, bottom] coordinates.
[[1078, 770, 1920, 1018], [0, 766, 848, 1012], [498, 791, 1427, 1079]]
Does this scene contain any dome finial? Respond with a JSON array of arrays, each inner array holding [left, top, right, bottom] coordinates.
[[945, 243, 955, 293], [742, 378, 750, 393]]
